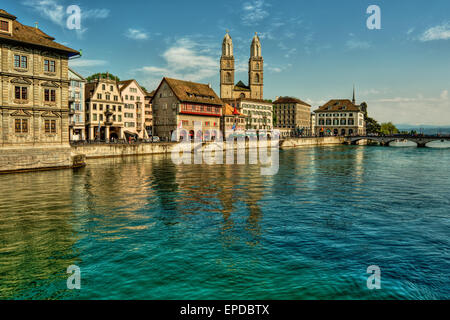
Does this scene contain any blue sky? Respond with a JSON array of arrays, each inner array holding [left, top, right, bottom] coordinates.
[[4, 0, 450, 125]]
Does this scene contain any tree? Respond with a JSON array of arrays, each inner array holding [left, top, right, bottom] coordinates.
[[380, 122, 399, 135], [86, 72, 120, 82], [365, 115, 381, 134]]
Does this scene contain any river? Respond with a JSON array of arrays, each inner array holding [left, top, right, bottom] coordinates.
[[0, 145, 449, 299]]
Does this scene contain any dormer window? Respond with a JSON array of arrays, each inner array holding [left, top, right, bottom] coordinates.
[[0, 20, 8, 32]]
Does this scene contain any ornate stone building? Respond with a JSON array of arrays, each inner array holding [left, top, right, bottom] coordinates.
[[0, 9, 79, 148], [220, 32, 263, 100], [84, 75, 125, 141]]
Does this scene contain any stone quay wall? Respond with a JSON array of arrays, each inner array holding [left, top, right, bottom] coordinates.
[[0, 137, 346, 173], [0, 145, 85, 174]]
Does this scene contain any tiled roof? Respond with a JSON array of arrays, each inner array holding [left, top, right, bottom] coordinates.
[[273, 96, 311, 106], [118, 80, 134, 91], [0, 9, 16, 20], [223, 103, 245, 117], [314, 99, 362, 112], [161, 77, 223, 106], [0, 11, 79, 55]]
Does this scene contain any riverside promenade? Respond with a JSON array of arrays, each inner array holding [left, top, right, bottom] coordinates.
[[0, 137, 345, 174]]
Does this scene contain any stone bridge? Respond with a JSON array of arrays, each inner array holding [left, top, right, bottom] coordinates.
[[346, 135, 450, 148]]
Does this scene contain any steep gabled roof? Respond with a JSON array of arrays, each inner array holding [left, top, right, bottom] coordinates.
[[157, 77, 223, 106], [0, 11, 79, 56]]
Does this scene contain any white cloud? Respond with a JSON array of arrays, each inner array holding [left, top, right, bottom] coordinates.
[[69, 59, 108, 68], [83, 9, 110, 19], [241, 0, 269, 25], [135, 38, 218, 84], [23, 0, 65, 26], [22, 0, 109, 34], [419, 22, 450, 41], [369, 90, 450, 126], [125, 28, 149, 40]]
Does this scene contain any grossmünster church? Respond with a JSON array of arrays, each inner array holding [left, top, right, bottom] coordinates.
[[220, 32, 264, 100]]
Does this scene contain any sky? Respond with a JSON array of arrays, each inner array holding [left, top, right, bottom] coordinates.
[[3, 0, 450, 125]]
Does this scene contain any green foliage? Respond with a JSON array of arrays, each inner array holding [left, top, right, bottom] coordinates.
[[86, 72, 120, 82], [365, 115, 381, 134], [380, 122, 399, 135]]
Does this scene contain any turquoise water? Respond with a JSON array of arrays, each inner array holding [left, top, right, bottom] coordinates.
[[0, 145, 449, 299]]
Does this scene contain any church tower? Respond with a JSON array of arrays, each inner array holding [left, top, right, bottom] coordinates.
[[249, 32, 263, 100], [220, 31, 235, 99]]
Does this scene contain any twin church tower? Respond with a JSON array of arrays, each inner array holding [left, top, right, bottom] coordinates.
[[220, 32, 264, 101]]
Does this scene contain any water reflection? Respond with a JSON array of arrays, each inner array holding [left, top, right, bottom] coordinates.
[[0, 146, 448, 299]]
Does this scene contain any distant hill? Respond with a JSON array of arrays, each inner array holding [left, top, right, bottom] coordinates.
[[395, 124, 450, 135]]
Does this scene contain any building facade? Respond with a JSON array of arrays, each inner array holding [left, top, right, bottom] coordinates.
[[144, 90, 154, 137], [314, 99, 366, 136], [220, 32, 264, 100], [221, 103, 246, 138], [118, 79, 148, 139], [273, 96, 312, 137], [152, 77, 222, 141], [0, 9, 79, 147], [226, 98, 273, 131], [68, 67, 86, 141], [84, 75, 124, 141]]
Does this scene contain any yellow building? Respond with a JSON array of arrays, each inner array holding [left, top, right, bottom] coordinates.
[[0, 9, 79, 147], [273, 97, 312, 137]]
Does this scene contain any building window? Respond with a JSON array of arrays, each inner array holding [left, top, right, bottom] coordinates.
[[44, 59, 56, 72], [97, 93, 102, 99], [15, 86, 28, 100], [15, 119, 28, 133], [45, 119, 57, 133], [44, 89, 56, 102], [0, 20, 9, 32], [14, 55, 27, 69]]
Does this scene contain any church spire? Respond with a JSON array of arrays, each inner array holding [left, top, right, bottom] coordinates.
[[222, 30, 233, 57], [352, 85, 356, 104], [250, 32, 261, 57]]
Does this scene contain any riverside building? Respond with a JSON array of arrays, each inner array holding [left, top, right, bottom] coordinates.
[[273, 96, 311, 137], [118, 79, 148, 139], [313, 93, 367, 136], [0, 9, 79, 147], [68, 68, 86, 141], [152, 77, 223, 141], [84, 74, 125, 141]]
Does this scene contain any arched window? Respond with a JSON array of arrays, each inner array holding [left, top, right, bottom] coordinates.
[[225, 72, 231, 83], [255, 73, 260, 83]]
